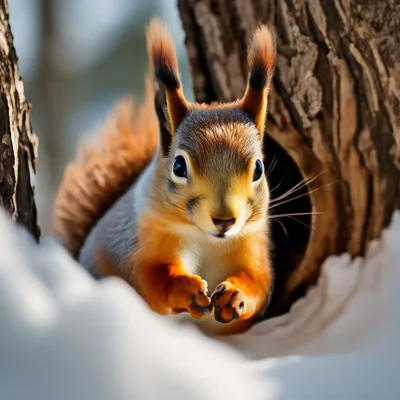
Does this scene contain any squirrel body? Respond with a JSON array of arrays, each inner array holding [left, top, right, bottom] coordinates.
[[56, 18, 277, 335], [78, 159, 256, 333]]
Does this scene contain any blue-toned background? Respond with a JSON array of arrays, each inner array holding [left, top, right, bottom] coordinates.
[[10, 0, 193, 233]]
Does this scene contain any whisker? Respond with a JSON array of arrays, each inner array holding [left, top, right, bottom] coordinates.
[[269, 211, 324, 218], [272, 218, 288, 237], [269, 180, 283, 194], [273, 170, 330, 203], [271, 178, 309, 203], [265, 157, 274, 176], [270, 170, 328, 204], [287, 216, 317, 232], [265, 156, 278, 177], [270, 177, 310, 203], [269, 181, 335, 209], [270, 190, 313, 209]]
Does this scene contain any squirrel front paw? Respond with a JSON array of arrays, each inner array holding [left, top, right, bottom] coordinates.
[[211, 282, 247, 323], [167, 275, 212, 319]]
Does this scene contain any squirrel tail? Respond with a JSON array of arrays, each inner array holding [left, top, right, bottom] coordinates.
[[53, 76, 159, 258]]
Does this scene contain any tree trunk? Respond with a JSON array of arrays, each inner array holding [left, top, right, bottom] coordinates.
[[0, 0, 40, 240], [177, 0, 400, 317]]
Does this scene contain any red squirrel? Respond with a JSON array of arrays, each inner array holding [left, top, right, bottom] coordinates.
[[54, 18, 276, 335]]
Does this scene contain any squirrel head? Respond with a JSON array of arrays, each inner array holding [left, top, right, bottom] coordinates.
[[146, 18, 276, 239]]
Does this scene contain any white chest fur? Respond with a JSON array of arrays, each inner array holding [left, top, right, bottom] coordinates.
[[178, 236, 233, 292], [174, 236, 236, 334]]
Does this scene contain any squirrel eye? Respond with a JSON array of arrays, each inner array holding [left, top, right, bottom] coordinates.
[[253, 159, 264, 182], [173, 155, 187, 179]]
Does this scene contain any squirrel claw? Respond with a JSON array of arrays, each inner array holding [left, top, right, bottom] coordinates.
[[211, 283, 226, 302], [214, 305, 239, 324], [191, 294, 212, 315], [211, 282, 246, 323], [167, 275, 212, 319]]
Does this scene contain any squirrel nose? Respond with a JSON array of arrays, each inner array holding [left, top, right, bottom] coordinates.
[[212, 218, 236, 234]]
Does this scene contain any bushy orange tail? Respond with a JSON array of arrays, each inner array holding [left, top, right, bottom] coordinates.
[[53, 78, 159, 258]]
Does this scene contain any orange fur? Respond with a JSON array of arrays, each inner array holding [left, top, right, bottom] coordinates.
[[165, 88, 188, 133], [120, 210, 271, 334], [53, 77, 158, 258], [125, 211, 212, 318]]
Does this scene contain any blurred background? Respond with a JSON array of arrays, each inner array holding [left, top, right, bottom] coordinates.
[[9, 0, 193, 234]]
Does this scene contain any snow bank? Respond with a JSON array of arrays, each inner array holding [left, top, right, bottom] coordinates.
[[227, 211, 400, 398], [0, 208, 399, 399], [0, 209, 267, 400]]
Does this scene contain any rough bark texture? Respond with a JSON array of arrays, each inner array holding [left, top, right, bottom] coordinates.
[[0, 0, 40, 240], [177, 0, 400, 317]]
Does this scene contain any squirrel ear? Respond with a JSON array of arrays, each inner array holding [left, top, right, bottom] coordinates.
[[146, 18, 188, 134], [240, 25, 276, 137]]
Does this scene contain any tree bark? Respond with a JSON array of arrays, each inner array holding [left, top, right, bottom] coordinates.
[[177, 0, 400, 317], [0, 0, 40, 240]]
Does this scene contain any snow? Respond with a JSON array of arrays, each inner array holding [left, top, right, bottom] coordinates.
[[229, 211, 400, 399], [0, 208, 399, 399]]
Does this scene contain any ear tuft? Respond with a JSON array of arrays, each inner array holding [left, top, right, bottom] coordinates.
[[247, 25, 276, 90], [146, 18, 180, 90], [248, 63, 269, 91], [241, 25, 276, 136], [146, 18, 188, 133]]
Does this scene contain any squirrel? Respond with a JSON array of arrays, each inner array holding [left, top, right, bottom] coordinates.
[[54, 18, 276, 336]]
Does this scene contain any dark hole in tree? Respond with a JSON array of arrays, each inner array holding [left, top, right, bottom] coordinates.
[[261, 135, 312, 319]]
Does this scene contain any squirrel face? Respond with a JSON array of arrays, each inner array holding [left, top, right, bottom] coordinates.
[[147, 19, 276, 238], [160, 109, 269, 238]]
